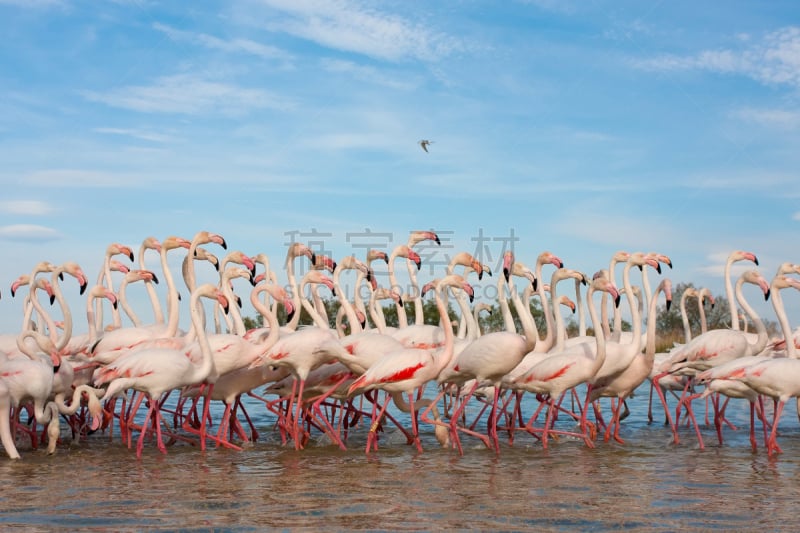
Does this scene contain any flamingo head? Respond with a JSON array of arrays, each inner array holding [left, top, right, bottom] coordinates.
[[142, 236, 162, 253], [163, 236, 192, 251], [61, 262, 89, 295], [661, 279, 673, 312], [10, 275, 29, 297], [741, 270, 770, 301], [368, 249, 389, 264], [408, 230, 440, 247], [109, 259, 131, 275], [540, 251, 564, 269], [502, 251, 514, 282]]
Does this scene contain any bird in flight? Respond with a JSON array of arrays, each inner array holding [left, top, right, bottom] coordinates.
[[418, 139, 433, 153]]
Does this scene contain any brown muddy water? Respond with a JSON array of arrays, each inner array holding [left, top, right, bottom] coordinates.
[[2, 389, 800, 532]]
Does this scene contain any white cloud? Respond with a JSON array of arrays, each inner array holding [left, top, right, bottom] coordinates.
[[0, 224, 60, 242], [256, 0, 462, 62], [0, 0, 65, 7], [0, 200, 54, 216], [81, 73, 293, 116], [634, 26, 800, 89], [732, 107, 800, 129], [25, 169, 140, 188], [320, 59, 417, 90], [152, 23, 293, 62], [94, 127, 176, 143]]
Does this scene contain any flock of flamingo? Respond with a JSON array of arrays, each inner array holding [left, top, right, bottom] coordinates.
[[1, 229, 799, 461]]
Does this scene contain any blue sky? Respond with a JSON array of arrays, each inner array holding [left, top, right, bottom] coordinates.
[[1, 0, 798, 333]]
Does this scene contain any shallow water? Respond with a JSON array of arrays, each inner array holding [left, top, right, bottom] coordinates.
[[2, 389, 800, 532]]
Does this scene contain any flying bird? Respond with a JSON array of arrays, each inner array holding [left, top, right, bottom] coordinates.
[[418, 139, 433, 153]]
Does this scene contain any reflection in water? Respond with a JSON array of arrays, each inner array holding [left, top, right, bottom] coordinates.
[[1, 391, 800, 531]]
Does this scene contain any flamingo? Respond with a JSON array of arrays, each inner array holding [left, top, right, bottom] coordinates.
[[432, 251, 538, 453], [347, 274, 473, 453], [95, 284, 229, 458], [656, 269, 771, 448], [587, 278, 672, 444], [511, 276, 621, 449]]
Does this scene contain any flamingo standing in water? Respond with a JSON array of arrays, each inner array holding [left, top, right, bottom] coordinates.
[[95, 284, 229, 458], [348, 274, 473, 453], [511, 276, 621, 449]]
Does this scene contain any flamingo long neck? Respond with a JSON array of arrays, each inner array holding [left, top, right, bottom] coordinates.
[[405, 260, 424, 326], [86, 293, 103, 344], [508, 274, 538, 353], [368, 291, 389, 333], [643, 284, 665, 368], [51, 267, 73, 353], [220, 274, 247, 336], [352, 268, 370, 331], [620, 262, 643, 355], [187, 289, 215, 385], [576, 278, 586, 337], [680, 291, 693, 343], [118, 278, 142, 328], [587, 285, 607, 377], [26, 279, 60, 348], [771, 281, 798, 359], [300, 280, 331, 329], [387, 248, 409, 328], [139, 245, 165, 325], [534, 258, 553, 347], [735, 277, 767, 355], [497, 276, 516, 333], [724, 256, 740, 331], [285, 253, 303, 331], [334, 265, 363, 336], [161, 246, 182, 338], [433, 283, 454, 375], [697, 295, 709, 335], [251, 286, 282, 351], [551, 274, 569, 353]]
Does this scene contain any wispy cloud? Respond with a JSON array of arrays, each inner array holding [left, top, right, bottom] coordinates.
[[81, 73, 293, 115], [25, 169, 143, 188], [0, 200, 55, 216], [94, 127, 176, 143], [0, 0, 66, 7], [731, 107, 800, 129], [0, 224, 60, 242], [152, 22, 293, 62], [255, 0, 462, 62], [634, 26, 800, 89], [320, 59, 417, 90]]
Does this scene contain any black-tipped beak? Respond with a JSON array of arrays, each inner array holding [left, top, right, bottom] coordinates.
[[152, 274, 159, 284], [53, 364, 60, 374], [360, 319, 366, 330], [532, 278, 538, 292], [468, 293, 474, 303], [435, 236, 441, 245], [382, 256, 389, 264], [332, 288, 337, 297], [128, 252, 134, 261], [236, 295, 243, 308], [503, 268, 510, 283], [478, 271, 483, 281], [754, 256, 759, 266], [112, 299, 118, 310], [49, 295, 56, 305], [656, 264, 662, 275], [764, 289, 770, 301], [310, 251, 317, 264], [366, 270, 372, 283], [666, 300, 672, 312], [286, 310, 295, 323], [398, 297, 404, 307], [59, 272, 64, 281], [614, 295, 621, 308], [415, 259, 421, 271], [80, 282, 87, 296], [220, 238, 228, 250]]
